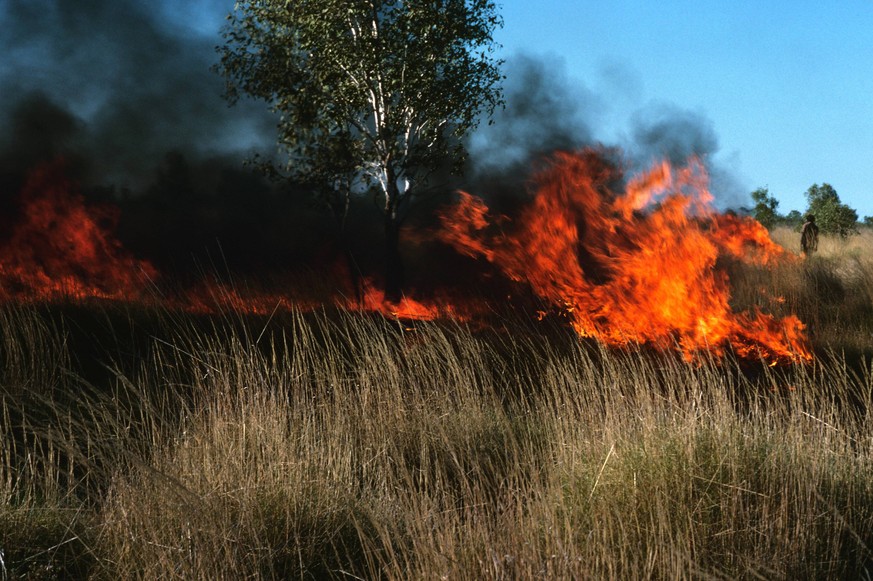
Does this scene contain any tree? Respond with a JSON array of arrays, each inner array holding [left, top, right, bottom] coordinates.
[[783, 210, 803, 229], [804, 183, 858, 238], [217, 0, 504, 302], [750, 186, 780, 229]]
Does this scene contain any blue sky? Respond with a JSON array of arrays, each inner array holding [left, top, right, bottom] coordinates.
[[493, 0, 873, 217]]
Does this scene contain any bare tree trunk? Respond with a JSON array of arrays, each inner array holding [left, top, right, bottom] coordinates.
[[383, 210, 404, 304], [382, 170, 405, 303]]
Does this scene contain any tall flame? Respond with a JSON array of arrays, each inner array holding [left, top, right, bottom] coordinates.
[[437, 149, 811, 363], [0, 160, 158, 302]]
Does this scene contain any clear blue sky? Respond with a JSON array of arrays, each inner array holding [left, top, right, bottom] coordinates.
[[493, 0, 873, 217]]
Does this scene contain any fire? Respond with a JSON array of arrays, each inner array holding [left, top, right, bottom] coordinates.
[[0, 160, 158, 302], [178, 281, 301, 316], [346, 278, 490, 323], [437, 149, 811, 363], [354, 280, 441, 320], [0, 154, 812, 364]]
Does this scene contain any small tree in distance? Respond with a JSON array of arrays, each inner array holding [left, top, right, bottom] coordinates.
[[750, 186, 780, 229], [782, 210, 803, 229], [804, 183, 858, 238], [216, 0, 504, 302]]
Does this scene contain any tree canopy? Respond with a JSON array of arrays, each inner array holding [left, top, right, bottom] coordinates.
[[747, 183, 862, 235], [750, 186, 779, 229], [217, 0, 504, 300], [804, 183, 858, 238]]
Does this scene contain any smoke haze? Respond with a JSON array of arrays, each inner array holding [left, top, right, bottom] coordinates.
[[466, 54, 746, 208], [0, 0, 274, 188], [0, 0, 749, 278]]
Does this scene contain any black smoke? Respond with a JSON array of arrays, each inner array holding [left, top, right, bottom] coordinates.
[[463, 52, 604, 203], [627, 103, 745, 207], [457, 53, 745, 209], [630, 103, 719, 166], [468, 53, 601, 173], [0, 0, 273, 187], [0, 0, 341, 274]]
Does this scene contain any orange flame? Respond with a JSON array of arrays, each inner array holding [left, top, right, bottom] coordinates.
[[0, 160, 158, 302], [349, 279, 486, 322], [437, 149, 811, 363], [0, 155, 813, 364]]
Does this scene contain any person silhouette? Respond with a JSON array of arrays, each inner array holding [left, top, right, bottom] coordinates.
[[800, 214, 819, 255]]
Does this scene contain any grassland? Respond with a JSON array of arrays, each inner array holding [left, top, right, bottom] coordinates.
[[2, 230, 873, 579]]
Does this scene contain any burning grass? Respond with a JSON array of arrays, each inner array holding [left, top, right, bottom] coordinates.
[[1, 153, 873, 577], [1, 302, 872, 579], [0, 152, 815, 365], [437, 151, 811, 364], [730, 226, 873, 353]]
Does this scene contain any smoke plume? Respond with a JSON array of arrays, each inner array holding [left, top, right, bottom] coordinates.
[[0, 0, 749, 280], [461, 53, 745, 208], [0, 0, 323, 271], [0, 0, 273, 188], [627, 103, 745, 207]]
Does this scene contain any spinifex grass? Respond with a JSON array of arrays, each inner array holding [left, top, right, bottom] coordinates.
[[744, 226, 873, 352], [1, 289, 872, 578]]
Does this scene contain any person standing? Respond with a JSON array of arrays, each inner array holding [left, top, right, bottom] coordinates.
[[801, 214, 819, 255]]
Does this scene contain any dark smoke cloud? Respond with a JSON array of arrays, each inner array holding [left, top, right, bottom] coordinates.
[[0, 0, 749, 283], [442, 51, 614, 235], [629, 103, 719, 166], [467, 53, 733, 181], [0, 0, 274, 189], [462, 53, 745, 208], [0, 93, 84, 180], [465, 52, 603, 198], [0, 0, 326, 272]]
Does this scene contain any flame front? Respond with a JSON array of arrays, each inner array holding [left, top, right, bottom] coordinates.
[[0, 161, 158, 302], [438, 149, 811, 363], [0, 154, 812, 364]]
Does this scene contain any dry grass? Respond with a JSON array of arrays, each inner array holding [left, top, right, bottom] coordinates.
[[2, 230, 873, 578], [729, 226, 873, 352], [2, 289, 872, 579], [770, 226, 873, 260]]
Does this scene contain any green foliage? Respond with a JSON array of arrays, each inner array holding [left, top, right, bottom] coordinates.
[[217, 0, 505, 300], [750, 186, 780, 229], [216, 0, 504, 215], [783, 209, 803, 228], [805, 183, 859, 237], [864, 215, 873, 228]]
